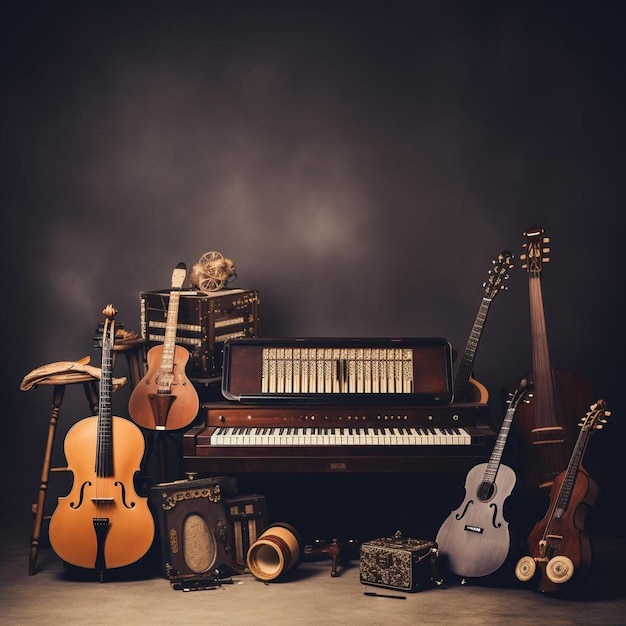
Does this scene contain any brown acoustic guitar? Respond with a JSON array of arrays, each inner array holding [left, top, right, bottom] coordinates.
[[515, 400, 609, 593], [511, 227, 595, 498], [129, 263, 199, 431], [453, 250, 513, 403], [48, 305, 155, 579]]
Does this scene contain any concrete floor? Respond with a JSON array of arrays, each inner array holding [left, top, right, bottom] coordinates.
[[3, 507, 626, 626]]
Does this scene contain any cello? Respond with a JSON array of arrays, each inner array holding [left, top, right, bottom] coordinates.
[[512, 227, 595, 498], [48, 305, 155, 580], [515, 400, 609, 593], [129, 263, 199, 431]]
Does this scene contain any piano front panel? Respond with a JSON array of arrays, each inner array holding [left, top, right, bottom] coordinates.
[[183, 402, 495, 473], [221, 337, 453, 404]]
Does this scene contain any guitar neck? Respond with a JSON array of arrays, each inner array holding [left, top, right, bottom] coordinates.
[[159, 290, 182, 373], [453, 297, 492, 399], [482, 405, 514, 483]]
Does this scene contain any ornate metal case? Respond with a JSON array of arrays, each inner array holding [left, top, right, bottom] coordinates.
[[360, 532, 440, 592]]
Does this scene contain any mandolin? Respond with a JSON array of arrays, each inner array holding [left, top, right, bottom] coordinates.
[[511, 227, 595, 497], [129, 263, 199, 431], [435, 378, 532, 579], [515, 400, 609, 593], [453, 250, 514, 403], [48, 305, 155, 579]]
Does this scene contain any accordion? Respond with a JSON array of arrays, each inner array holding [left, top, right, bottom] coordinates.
[[140, 288, 260, 382], [150, 476, 239, 580]]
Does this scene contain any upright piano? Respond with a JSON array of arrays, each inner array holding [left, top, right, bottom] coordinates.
[[183, 338, 496, 474]]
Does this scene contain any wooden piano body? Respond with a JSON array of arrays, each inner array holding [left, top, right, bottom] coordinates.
[[184, 338, 495, 475], [183, 401, 495, 474]]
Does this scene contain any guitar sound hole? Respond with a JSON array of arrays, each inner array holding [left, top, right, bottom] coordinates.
[[477, 481, 495, 501]]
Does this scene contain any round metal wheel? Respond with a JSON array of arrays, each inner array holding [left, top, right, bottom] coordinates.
[[546, 555, 575, 584], [515, 555, 537, 582], [199, 276, 223, 292], [199, 251, 224, 265]]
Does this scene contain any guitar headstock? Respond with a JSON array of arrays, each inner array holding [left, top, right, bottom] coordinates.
[[508, 377, 533, 411], [520, 226, 550, 276], [171, 262, 187, 290], [579, 399, 610, 433], [483, 250, 514, 299]]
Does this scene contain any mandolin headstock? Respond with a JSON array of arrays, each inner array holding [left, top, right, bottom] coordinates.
[[579, 399, 610, 433], [521, 226, 550, 276]]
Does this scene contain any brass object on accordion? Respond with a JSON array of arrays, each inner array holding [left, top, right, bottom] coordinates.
[[150, 476, 239, 580], [359, 531, 441, 592]]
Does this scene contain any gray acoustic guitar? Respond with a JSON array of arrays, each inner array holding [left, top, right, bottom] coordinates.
[[435, 379, 531, 579]]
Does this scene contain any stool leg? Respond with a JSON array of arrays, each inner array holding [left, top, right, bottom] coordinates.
[[82, 379, 99, 414], [29, 384, 65, 575], [124, 346, 145, 388]]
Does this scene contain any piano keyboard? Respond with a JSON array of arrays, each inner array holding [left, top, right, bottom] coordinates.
[[183, 401, 495, 473], [210, 426, 472, 446]]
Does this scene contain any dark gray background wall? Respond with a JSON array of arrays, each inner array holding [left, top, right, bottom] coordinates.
[[2, 2, 623, 539]]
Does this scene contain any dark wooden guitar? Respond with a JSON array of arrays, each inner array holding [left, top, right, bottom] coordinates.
[[512, 227, 595, 497], [48, 305, 155, 579], [129, 263, 199, 431], [515, 400, 609, 593], [453, 250, 513, 403], [435, 379, 532, 579]]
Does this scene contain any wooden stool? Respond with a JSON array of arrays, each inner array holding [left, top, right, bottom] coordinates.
[[22, 368, 127, 575], [111, 336, 146, 388]]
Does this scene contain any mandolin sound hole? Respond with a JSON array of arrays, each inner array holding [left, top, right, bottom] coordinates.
[[183, 513, 217, 573]]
